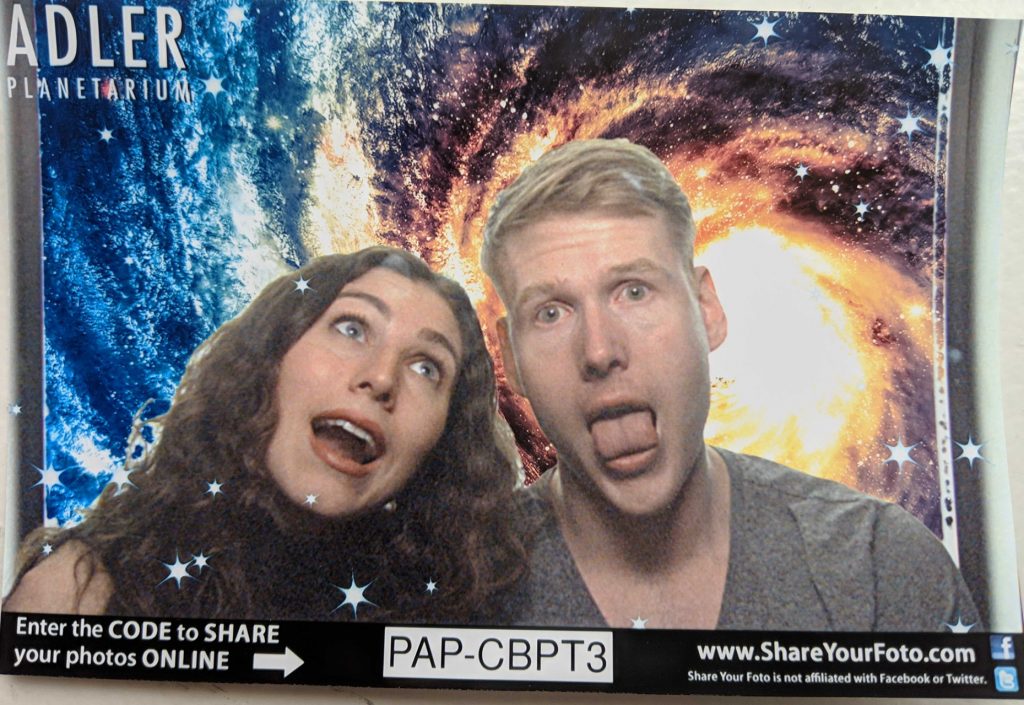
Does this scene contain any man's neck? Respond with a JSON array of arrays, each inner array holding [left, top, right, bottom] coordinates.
[[545, 446, 732, 628]]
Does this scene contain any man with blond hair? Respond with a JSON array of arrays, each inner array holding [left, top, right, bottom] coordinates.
[[482, 138, 978, 630]]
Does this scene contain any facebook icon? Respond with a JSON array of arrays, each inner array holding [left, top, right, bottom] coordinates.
[[991, 635, 1016, 661]]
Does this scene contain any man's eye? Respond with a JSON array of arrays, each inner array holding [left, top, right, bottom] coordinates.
[[536, 305, 565, 324], [622, 284, 649, 302], [410, 359, 441, 382], [334, 318, 366, 341]]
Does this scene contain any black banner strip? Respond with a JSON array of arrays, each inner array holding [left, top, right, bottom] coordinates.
[[1, 612, 1022, 698]]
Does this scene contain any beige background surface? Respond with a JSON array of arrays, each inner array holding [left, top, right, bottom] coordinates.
[[0, 0, 1022, 702]]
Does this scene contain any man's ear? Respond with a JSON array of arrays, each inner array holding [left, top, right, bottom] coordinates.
[[694, 266, 728, 352], [496, 316, 526, 396]]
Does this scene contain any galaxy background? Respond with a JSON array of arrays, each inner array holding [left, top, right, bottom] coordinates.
[[27, 1, 970, 548]]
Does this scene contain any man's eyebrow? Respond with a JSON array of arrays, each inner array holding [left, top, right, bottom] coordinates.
[[607, 257, 670, 278], [512, 258, 671, 313], [419, 329, 461, 366], [337, 290, 390, 316], [512, 281, 560, 314]]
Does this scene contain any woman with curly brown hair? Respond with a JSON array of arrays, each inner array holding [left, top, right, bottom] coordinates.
[[5, 247, 524, 623]]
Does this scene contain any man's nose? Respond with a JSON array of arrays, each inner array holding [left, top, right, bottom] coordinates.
[[577, 304, 628, 381], [351, 354, 398, 409]]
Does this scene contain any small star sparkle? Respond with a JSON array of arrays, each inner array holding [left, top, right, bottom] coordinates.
[[1006, 43, 1021, 55], [631, 617, 648, 629], [944, 616, 975, 633], [109, 466, 135, 494], [896, 109, 923, 141], [33, 465, 65, 489], [203, 75, 225, 96], [206, 479, 224, 496], [8, 403, 21, 415], [159, 553, 195, 588], [884, 438, 918, 469], [923, 40, 952, 71], [425, 579, 438, 594], [41, 543, 53, 556], [750, 17, 781, 46], [98, 128, 114, 143], [794, 164, 809, 180], [192, 552, 210, 571], [304, 494, 318, 506], [854, 199, 870, 220], [293, 276, 312, 293], [955, 436, 984, 468], [332, 575, 376, 617]]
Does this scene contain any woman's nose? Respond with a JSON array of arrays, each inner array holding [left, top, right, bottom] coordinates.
[[351, 355, 398, 410]]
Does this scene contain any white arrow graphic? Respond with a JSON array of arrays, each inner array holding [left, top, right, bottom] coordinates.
[[252, 647, 303, 677]]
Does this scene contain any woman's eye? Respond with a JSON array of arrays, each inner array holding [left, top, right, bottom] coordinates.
[[410, 359, 441, 382], [622, 283, 649, 302], [536, 304, 565, 325], [334, 318, 366, 342]]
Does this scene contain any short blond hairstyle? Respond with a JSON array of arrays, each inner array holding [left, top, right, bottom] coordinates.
[[480, 139, 696, 300]]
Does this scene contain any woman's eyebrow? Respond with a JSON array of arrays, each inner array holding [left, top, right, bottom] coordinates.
[[419, 329, 460, 366], [337, 290, 459, 364], [337, 290, 390, 316]]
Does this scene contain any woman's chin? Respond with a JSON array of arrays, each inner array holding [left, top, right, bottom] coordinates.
[[286, 493, 394, 526]]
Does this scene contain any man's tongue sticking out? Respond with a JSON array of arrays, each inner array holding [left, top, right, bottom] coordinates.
[[589, 410, 658, 467]]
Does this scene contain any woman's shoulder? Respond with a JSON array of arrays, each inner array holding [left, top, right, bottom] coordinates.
[[5, 541, 113, 615]]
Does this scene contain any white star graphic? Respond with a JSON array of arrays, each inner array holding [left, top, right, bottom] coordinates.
[[293, 276, 312, 293], [226, 4, 246, 26], [206, 479, 224, 496], [794, 164, 809, 180], [304, 494, 318, 506], [33, 465, 65, 489], [332, 575, 376, 617], [944, 616, 975, 633], [955, 436, 984, 468], [8, 403, 21, 415], [896, 109, 923, 141], [923, 40, 952, 71], [192, 551, 210, 572], [1006, 42, 1020, 55], [159, 553, 195, 588], [425, 579, 438, 594], [631, 617, 648, 629], [109, 466, 135, 494], [750, 17, 781, 46], [98, 128, 114, 143], [41, 543, 53, 556], [884, 438, 918, 469], [203, 75, 225, 97], [123, 256, 135, 265], [855, 199, 870, 220]]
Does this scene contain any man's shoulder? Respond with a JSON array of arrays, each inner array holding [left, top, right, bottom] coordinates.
[[719, 448, 979, 631], [721, 448, 943, 560], [721, 448, 879, 509]]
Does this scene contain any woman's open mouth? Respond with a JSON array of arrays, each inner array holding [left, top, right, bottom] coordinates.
[[310, 414, 386, 475]]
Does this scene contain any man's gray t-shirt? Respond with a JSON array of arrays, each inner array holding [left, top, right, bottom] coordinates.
[[504, 449, 980, 631]]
